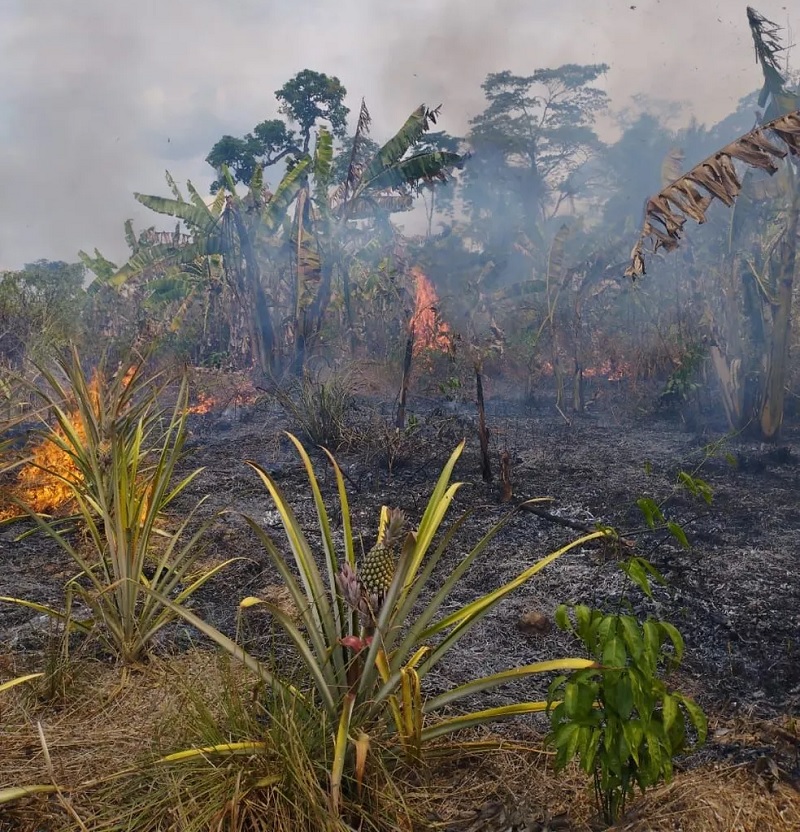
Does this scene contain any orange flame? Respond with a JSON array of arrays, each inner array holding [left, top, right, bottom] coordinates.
[[186, 376, 259, 415], [410, 267, 451, 356], [187, 393, 215, 415], [0, 375, 104, 520]]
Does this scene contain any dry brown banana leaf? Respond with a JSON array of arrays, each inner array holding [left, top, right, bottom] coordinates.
[[626, 109, 800, 278]]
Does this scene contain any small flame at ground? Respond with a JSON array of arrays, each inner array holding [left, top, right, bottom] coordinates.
[[186, 374, 260, 415], [0, 376, 105, 520], [410, 267, 451, 356], [187, 393, 215, 415]]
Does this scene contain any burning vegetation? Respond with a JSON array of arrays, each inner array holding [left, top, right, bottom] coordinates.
[[409, 267, 452, 356], [0, 373, 106, 520], [3, 6, 800, 832]]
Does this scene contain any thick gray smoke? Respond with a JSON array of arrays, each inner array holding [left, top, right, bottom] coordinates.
[[0, 0, 792, 269]]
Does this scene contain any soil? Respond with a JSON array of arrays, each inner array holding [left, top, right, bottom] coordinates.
[[2, 386, 800, 782]]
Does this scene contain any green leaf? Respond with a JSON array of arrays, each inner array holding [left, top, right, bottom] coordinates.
[[622, 719, 644, 765], [362, 150, 463, 192], [676, 694, 707, 745], [621, 557, 654, 599], [262, 158, 311, 233], [662, 693, 678, 735], [420, 701, 551, 743], [134, 193, 216, 234], [146, 589, 305, 706], [607, 674, 634, 719], [619, 615, 644, 662], [642, 620, 661, 669], [360, 105, 437, 188], [423, 659, 595, 714], [636, 497, 663, 530], [552, 722, 580, 769], [667, 521, 690, 550], [582, 727, 602, 774], [555, 604, 570, 631], [417, 531, 609, 677], [547, 674, 568, 705], [659, 621, 685, 664], [313, 127, 334, 199], [0, 596, 93, 634], [109, 238, 223, 287], [574, 604, 592, 638], [602, 636, 627, 671]]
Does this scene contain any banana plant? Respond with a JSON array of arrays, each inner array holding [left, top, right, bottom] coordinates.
[[108, 163, 309, 372], [338, 103, 464, 220], [626, 6, 800, 440], [151, 434, 608, 816]]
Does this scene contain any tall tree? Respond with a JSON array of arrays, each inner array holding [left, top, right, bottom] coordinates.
[[205, 70, 349, 190], [0, 260, 86, 365], [464, 64, 609, 257]]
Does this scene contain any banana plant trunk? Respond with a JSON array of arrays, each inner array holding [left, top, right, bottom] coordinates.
[[707, 246, 771, 435], [759, 185, 799, 441], [230, 206, 275, 374]]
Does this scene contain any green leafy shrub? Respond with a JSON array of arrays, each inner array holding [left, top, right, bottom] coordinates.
[[547, 598, 707, 824], [659, 341, 706, 409]]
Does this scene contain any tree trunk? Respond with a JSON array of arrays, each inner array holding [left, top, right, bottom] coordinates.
[[293, 329, 307, 377], [572, 363, 584, 413], [476, 363, 492, 482], [396, 326, 414, 430], [707, 254, 766, 433], [759, 187, 799, 441]]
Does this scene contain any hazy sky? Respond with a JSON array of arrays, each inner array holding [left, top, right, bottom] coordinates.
[[0, 0, 794, 270]]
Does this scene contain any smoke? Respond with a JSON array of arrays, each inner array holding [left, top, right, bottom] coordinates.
[[0, 0, 793, 268]]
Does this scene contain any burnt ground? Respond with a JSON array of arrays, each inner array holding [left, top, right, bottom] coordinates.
[[2, 390, 800, 767]]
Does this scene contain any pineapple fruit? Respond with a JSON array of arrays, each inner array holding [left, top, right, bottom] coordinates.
[[359, 507, 406, 600]]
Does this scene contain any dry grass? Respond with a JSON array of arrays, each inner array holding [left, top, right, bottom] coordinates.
[[1, 649, 798, 831], [614, 765, 800, 832], [1, 652, 227, 832]]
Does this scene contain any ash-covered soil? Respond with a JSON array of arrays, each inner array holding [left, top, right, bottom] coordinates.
[[3, 393, 800, 734]]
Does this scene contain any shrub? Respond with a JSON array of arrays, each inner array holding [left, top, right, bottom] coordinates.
[[101, 656, 419, 832], [547, 601, 707, 824], [273, 369, 354, 449]]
